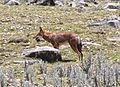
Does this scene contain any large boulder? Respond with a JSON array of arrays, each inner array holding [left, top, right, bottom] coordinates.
[[21, 46, 62, 62], [27, 0, 98, 6]]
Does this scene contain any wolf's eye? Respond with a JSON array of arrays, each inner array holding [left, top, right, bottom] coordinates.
[[36, 37, 40, 42]]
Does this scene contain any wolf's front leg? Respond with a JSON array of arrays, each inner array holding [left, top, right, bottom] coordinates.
[[52, 42, 59, 49]]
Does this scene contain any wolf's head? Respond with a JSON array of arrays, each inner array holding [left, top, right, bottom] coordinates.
[[33, 27, 44, 42]]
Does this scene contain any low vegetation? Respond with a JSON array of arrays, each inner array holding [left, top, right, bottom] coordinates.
[[0, 1, 119, 86]]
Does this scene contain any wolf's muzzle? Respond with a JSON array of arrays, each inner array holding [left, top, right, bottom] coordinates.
[[33, 36, 41, 42]]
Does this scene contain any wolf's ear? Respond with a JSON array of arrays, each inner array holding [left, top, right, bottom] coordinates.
[[39, 27, 43, 32]]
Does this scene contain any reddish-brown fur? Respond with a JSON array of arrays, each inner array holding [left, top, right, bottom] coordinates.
[[34, 27, 83, 62]]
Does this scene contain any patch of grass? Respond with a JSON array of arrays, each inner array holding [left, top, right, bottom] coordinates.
[[0, 3, 119, 85]]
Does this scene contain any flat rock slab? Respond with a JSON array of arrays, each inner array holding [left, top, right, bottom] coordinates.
[[13, 60, 40, 64], [21, 46, 62, 62]]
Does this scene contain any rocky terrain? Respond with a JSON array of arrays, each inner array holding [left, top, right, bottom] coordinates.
[[0, 0, 120, 86]]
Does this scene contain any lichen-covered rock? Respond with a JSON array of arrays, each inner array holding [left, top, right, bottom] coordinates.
[[22, 46, 62, 62]]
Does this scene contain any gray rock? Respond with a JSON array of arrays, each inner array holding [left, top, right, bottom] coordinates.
[[21, 46, 62, 62], [13, 60, 40, 64], [55, 0, 64, 6], [5, 0, 21, 5], [84, 0, 98, 4], [68, 0, 88, 7], [82, 42, 101, 46], [108, 20, 120, 28], [27, 0, 55, 5], [0, 47, 12, 52], [88, 21, 106, 26], [0, 47, 6, 52], [68, 0, 98, 7], [88, 15, 120, 28], [27, 0, 37, 4], [107, 36, 120, 42], [4, 0, 10, 4], [89, 29, 106, 34], [104, 3, 120, 9], [3, 37, 29, 43]]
